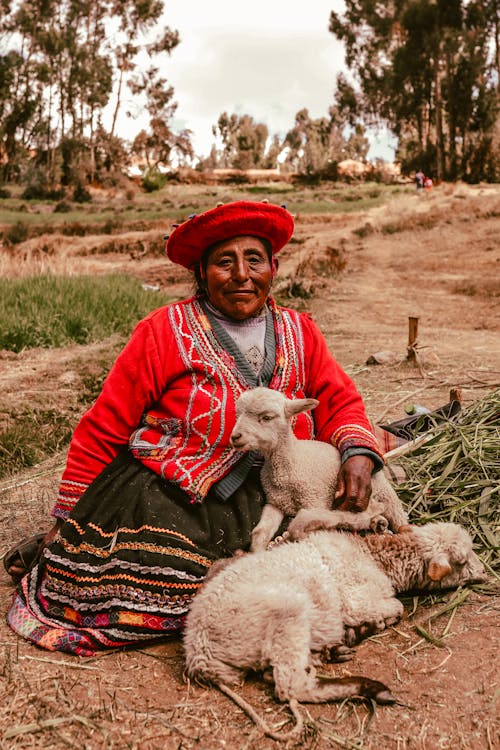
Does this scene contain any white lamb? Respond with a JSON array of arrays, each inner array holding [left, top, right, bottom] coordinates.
[[229, 387, 409, 552], [184, 522, 486, 741]]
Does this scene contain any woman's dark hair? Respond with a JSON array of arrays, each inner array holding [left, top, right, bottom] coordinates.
[[192, 236, 273, 296]]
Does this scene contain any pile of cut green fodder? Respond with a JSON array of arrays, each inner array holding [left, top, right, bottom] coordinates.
[[395, 388, 499, 579]]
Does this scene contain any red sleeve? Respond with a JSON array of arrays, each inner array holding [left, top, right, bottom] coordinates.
[[52, 313, 170, 518], [300, 313, 383, 458]]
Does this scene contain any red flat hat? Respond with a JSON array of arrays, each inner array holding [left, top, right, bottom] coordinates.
[[165, 200, 294, 270]]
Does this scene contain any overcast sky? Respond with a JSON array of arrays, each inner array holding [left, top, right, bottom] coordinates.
[[113, 0, 396, 162]]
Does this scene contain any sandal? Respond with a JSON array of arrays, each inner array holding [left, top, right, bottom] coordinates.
[[3, 532, 46, 583]]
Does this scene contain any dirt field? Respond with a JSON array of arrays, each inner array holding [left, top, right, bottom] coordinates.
[[0, 182, 499, 749]]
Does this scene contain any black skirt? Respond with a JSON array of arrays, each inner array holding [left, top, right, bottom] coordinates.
[[8, 452, 268, 655]]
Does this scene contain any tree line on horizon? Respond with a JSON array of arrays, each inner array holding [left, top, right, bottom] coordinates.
[[330, 0, 499, 183], [0, 0, 498, 195]]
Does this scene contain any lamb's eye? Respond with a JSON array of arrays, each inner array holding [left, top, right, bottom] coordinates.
[[260, 414, 274, 422]]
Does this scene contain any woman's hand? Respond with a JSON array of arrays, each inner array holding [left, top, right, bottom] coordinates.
[[333, 455, 374, 512]]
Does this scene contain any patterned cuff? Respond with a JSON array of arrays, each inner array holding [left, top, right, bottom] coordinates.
[[340, 447, 384, 473], [51, 479, 89, 520], [333, 423, 385, 461]]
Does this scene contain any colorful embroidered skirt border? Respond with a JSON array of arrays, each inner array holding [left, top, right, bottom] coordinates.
[[7, 453, 266, 656]]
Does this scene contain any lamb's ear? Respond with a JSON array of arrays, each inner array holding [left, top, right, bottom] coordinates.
[[285, 398, 319, 418], [427, 554, 452, 581]]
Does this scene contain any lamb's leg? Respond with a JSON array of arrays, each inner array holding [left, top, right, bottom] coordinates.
[[292, 675, 396, 705], [287, 508, 374, 541], [371, 474, 409, 532], [265, 602, 396, 707], [250, 504, 285, 552], [271, 638, 395, 705]]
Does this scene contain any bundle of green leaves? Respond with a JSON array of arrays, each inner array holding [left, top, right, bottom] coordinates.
[[396, 389, 500, 577]]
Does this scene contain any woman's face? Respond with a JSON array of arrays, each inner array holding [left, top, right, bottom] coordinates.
[[202, 236, 273, 320]]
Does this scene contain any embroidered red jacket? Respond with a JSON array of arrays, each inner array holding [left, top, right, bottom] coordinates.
[[53, 297, 382, 518]]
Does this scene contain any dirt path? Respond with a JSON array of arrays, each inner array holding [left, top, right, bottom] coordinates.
[[0, 183, 499, 749]]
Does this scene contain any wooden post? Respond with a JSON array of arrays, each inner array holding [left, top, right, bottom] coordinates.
[[407, 316, 419, 360], [449, 387, 462, 403]]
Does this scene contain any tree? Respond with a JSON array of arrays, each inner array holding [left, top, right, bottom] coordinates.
[[0, 0, 182, 185], [262, 134, 282, 169], [0, 49, 41, 181], [212, 113, 269, 169], [329, 0, 499, 181], [283, 109, 331, 175], [282, 107, 369, 177], [0, 2, 49, 182], [108, 1, 179, 138], [129, 66, 193, 167]]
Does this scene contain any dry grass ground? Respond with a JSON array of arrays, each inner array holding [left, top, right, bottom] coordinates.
[[0, 181, 499, 749]]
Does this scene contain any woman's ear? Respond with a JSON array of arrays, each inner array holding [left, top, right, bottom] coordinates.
[[199, 261, 206, 281], [271, 257, 279, 277]]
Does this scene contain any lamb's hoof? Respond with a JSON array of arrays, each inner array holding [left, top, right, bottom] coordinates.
[[384, 614, 402, 628], [322, 644, 355, 663], [267, 532, 290, 549], [286, 526, 307, 542], [345, 612, 402, 646], [262, 668, 274, 684], [370, 515, 389, 534], [344, 620, 383, 646]]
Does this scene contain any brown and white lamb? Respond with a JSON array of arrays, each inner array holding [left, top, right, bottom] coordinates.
[[229, 386, 409, 552]]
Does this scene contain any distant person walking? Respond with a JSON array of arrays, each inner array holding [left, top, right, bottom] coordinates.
[[415, 170, 425, 191]]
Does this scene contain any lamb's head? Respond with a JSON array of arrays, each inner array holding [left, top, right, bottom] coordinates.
[[230, 387, 319, 454], [412, 522, 487, 589]]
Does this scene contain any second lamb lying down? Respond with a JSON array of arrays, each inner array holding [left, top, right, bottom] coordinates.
[[184, 522, 486, 741], [230, 387, 409, 552]]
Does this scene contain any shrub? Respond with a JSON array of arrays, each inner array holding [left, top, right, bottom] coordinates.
[[73, 183, 92, 203], [102, 217, 123, 234], [22, 183, 66, 200], [5, 221, 29, 244], [352, 222, 375, 238], [54, 200, 72, 213], [142, 168, 168, 192]]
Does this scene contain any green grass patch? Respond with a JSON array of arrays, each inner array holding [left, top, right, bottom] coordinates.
[[0, 206, 167, 232], [242, 183, 296, 195], [0, 407, 74, 476], [0, 274, 173, 352]]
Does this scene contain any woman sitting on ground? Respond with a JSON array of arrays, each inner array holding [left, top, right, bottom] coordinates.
[[5, 200, 384, 656]]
